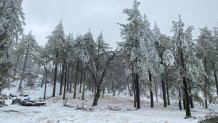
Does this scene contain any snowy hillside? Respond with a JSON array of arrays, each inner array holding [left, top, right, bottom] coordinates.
[[0, 76, 217, 123]]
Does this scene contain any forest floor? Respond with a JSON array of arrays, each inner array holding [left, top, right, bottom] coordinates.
[[0, 76, 218, 123]]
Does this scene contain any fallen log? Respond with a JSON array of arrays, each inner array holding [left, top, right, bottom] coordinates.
[[21, 100, 46, 106]]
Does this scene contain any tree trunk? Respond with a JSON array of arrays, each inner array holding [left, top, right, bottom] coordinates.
[[79, 70, 83, 93], [92, 85, 101, 106], [135, 73, 140, 109], [59, 59, 65, 95], [154, 77, 158, 103], [102, 88, 105, 98], [63, 65, 67, 100], [180, 46, 191, 117], [183, 76, 191, 117], [52, 52, 58, 97], [212, 63, 218, 97], [13, 55, 20, 76], [82, 71, 87, 100], [166, 80, 170, 105], [179, 89, 182, 110], [19, 45, 29, 90], [69, 65, 73, 93], [161, 78, 167, 107], [66, 64, 70, 92], [190, 96, 194, 108], [149, 70, 154, 108], [73, 60, 79, 99], [43, 64, 48, 99], [205, 75, 208, 108], [188, 81, 194, 108], [132, 65, 136, 107], [183, 97, 186, 109]]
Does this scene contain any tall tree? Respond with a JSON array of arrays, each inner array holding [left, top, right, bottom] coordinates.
[[196, 27, 216, 107], [171, 15, 204, 117], [0, 0, 25, 91], [46, 21, 65, 97], [119, 0, 144, 109]]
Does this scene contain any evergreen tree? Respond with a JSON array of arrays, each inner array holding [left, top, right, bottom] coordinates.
[[46, 21, 65, 97], [119, 0, 144, 109], [0, 0, 25, 91]]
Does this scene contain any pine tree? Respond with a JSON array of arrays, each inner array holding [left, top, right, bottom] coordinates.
[[46, 21, 65, 97], [0, 0, 25, 91], [119, 0, 144, 109], [18, 32, 40, 90]]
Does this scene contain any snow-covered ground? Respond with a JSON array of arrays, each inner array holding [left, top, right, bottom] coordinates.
[[0, 76, 218, 123]]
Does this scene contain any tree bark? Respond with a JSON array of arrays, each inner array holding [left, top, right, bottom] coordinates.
[[132, 65, 136, 107], [79, 70, 83, 93], [183, 76, 191, 117], [154, 77, 158, 103], [161, 78, 167, 107], [179, 89, 182, 110], [205, 75, 208, 108], [66, 64, 70, 92], [63, 64, 67, 100], [180, 44, 191, 117], [59, 58, 66, 95], [52, 52, 58, 97], [135, 73, 140, 109], [212, 63, 218, 97], [43, 64, 48, 99], [69, 65, 73, 93], [92, 85, 101, 106], [82, 71, 87, 100], [59, 59, 66, 95], [166, 80, 170, 105], [73, 60, 79, 99], [19, 45, 29, 90], [149, 70, 154, 108]]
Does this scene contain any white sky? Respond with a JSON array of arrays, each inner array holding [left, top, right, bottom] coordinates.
[[22, 0, 218, 48]]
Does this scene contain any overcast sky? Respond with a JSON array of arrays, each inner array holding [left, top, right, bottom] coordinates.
[[22, 0, 218, 48]]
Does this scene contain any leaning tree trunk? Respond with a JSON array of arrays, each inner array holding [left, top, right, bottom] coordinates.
[[19, 45, 29, 90], [149, 70, 154, 108], [14, 55, 20, 76], [92, 85, 101, 106], [52, 52, 58, 97]]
